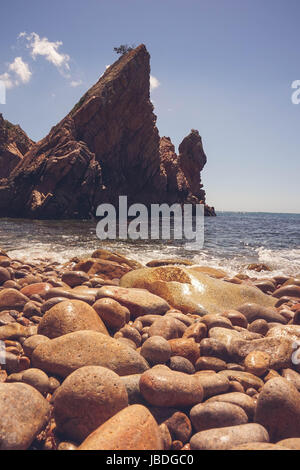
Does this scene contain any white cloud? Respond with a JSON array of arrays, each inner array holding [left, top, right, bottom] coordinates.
[[9, 57, 31, 84], [1, 32, 76, 92], [0, 57, 31, 90], [0, 72, 14, 90], [150, 75, 160, 91], [70, 79, 83, 87], [21, 32, 70, 74]]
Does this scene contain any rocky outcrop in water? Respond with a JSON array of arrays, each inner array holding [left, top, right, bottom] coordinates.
[[0, 45, 215, 219]]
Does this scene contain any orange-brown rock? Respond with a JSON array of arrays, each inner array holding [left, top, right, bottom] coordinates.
[[276, 438, 300, 450], [244, 351, 270, 377], [195, 356, 226, 372], [190, 423, 269, 450], [0, 382, 50, 450], [78, 405, 163, 450], [0, 322, 36, 340], [61, 271, 89, 287], [206, 392, 256, 419], [163, 411, 192, 444], [92, 298, 130, 330], [53, 366, 128, 441], [158, 133, 214, 215], [229, 442, 287, 450], [96, 285, 170, 318], [0, 288, 29, 311], [273, 285, 300, 299], [222, 310, 248, 328], [0, 267, 11, 285], [91, 249, 143, 270], [37, 299, 109, 338], [32, 330, 149, 377], [74, 258, 131, 279], [139, 366, 203, 407], [168, 338, 200, 364], [0, 114, 33, 179], [20, 282, 52, 298], [182, 322, 207, 342], [255, 377, 300, 441], [190, 401, 248, 432], [148, 315, 186, 339], [140, 336, 172, 365]]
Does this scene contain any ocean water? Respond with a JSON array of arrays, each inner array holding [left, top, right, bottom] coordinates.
[[0, 211, 299, 278]]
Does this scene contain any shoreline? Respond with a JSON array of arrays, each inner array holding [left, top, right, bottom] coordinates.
[[1, 211, 299, 280]]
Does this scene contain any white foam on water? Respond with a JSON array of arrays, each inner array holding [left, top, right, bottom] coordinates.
[[6, 242, 300, 279], [187, 247, 300, 278], [256, 247, 300, 276], [7, 244, 92, 266]]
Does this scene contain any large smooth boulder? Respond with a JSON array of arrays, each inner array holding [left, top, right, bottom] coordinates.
[[148, 316, 186, 339], [0, 288, 29, 311], [37, 299, 108, 338], [0, 382, 50, 450], [190, 401, 248, 432], [61, 271, 89, 287], [140, 336, 172, 365], [92, 298, 130, 330], [205, 392, 256, 419], [273, 285, 300, 299], [168, 338, 200, 364], [32, 330, 149, 377], [195, 373, 230, 399], [229, 442, 289, 450], [209, 327, 294, 370], [120, 266, 275, 315], [20, 282, 52, 298], [218, 370, 264, 390], [78, 405, 163, 450], [266, 324, 300, 342], [276, 438, 300, 450], [190, 423, 269, 450], [237, 303, 286, 324], [22, 368, 50, 395], [139, 366, 203, 407], [255, 377, 300, 441], [91, 249, 143, 270], [0, 323, 37, 341], [74, 258, 131, 279], [0, 267, 11, 285], [228, 336, 294, 370], [53, 366, 128, 441], [96, 285, 170, 318]]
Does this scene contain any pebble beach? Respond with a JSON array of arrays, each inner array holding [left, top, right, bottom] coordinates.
[[1, 244, 300, 451]]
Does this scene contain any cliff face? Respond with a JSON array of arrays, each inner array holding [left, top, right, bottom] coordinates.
[[0, 44, 215, 218], [0, 114, 33, 179]]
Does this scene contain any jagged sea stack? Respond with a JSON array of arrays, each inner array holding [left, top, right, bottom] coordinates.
[[0, 45, 215, 218]]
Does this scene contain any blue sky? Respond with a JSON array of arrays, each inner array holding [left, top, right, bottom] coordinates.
[[0, 0, 299, 213]]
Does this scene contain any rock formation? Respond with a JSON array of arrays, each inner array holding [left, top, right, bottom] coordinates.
[[0, 114, 33, 179], [0, 44, 215, 219]]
